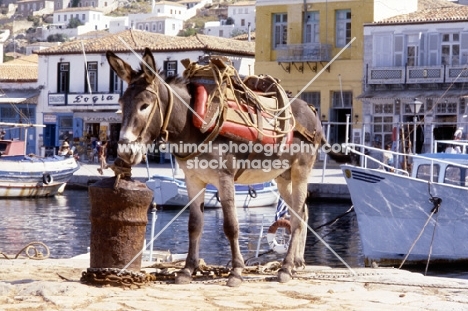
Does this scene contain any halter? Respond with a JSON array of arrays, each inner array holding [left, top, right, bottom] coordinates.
[[135, 82, 174, 144]]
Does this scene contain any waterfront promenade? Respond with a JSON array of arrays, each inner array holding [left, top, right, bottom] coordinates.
[[3, 160, 468, 310], [68, 159, 350, 200]]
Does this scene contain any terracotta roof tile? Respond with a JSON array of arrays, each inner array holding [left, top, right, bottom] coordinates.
[[376, 1, 466, 24], [35, 29, 255, 56], [0, 64, 37, 82]]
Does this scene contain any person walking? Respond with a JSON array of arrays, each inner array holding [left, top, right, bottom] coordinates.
[[97, 140, 109, 175]]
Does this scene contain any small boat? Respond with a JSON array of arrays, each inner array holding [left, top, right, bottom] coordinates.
[[341, 141, 468, 267], [0, 138, 79, 198], [146, 174, 278, 208]]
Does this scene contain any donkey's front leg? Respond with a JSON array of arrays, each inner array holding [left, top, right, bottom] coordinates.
[[218, 177, 244, 287], [278, 175, 309, 283], [175, 176, 206, 284]]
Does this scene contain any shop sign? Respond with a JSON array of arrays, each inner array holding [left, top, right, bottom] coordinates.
[[48, 94, 66, 105], [69, 94, 119, 105], [43, 114, 57, 123]]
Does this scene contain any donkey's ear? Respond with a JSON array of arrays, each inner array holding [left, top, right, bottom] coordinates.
[[141, 48, 157, 84], [106, 51, 134, 84]]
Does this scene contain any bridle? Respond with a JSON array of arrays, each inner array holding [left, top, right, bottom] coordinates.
[[133, 81, 174, 144]]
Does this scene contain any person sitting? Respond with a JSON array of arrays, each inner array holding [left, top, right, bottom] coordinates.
[[382, 144, 394, 172], [58, 141, 72, 156]]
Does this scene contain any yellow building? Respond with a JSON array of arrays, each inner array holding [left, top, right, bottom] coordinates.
[[255, 0, 419, 144]]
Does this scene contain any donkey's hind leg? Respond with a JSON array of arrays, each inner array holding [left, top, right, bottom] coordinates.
[[218, 176, 244, 287], [175, 176, 206, 285]]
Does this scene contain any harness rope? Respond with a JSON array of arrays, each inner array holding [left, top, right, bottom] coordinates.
[[182, 57, 295, 143]]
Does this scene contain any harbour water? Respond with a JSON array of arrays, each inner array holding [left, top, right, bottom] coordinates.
[[1, 189, 465, 279]]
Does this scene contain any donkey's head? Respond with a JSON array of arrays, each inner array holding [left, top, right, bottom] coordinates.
[[107, 48, 164, 166]]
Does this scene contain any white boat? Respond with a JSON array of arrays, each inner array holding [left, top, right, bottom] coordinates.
[[341, 142, 468, 267], [146, 174, 278, 208], [0, 138, 79, 197]]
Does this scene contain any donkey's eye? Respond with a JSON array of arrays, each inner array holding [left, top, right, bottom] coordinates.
[[140, 103, 149, 111]]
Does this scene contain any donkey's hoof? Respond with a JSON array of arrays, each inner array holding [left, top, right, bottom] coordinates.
[[175, 270, 192, 284], [227, 273, 243, 287], [277, 269, 292, 283]]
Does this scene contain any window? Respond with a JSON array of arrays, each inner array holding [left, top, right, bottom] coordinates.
[[273, 13, 287, 48], [332, 91, 352, 108], [82, 14, 85, 20], [406, 34, 419, 66], [300, 92, 321, 117], [85, 62, 98, 93], [373, 103, 394, 146], [110, 70, 121, 93], [164, 60, 178, 77], [336, 9, 351, 47], [305, 12, 319, 44], [152, 23, 156, 31], [57, 62, 69, 93], [441, 33, 460, 66], [416, 164, 439, 182], [219, 30, 224, 37], [444, 165, 467, 186], [241, 19, 245, 27]]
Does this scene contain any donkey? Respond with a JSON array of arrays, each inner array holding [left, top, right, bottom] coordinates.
[[107, 48, 348, 287]]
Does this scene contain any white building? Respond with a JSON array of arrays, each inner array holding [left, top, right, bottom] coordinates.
[[361, 2, 468, 153], [133, 16, 184, 36], [39, 7, 112, 40], [204, 0, 255, 38], [34, 29, 255, 158]]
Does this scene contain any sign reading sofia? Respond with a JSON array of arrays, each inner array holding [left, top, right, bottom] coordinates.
[[69, 94, 119, 105]]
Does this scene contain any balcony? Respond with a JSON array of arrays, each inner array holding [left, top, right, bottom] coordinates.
[[276, 43, 332, 73], [367, 65, 468, 85]]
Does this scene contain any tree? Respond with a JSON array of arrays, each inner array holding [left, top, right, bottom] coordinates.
[[67, 17, 83, 29], [226, 17, 234, 25], [47, 33, 69, 42]]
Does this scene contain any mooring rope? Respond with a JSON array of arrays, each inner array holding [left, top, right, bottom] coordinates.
[[0, 242, 50, 260]]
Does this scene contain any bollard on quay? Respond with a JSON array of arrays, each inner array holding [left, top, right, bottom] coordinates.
[[87, 174, 153, 272]]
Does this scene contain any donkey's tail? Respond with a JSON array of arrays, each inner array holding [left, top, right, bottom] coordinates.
[[320, 136, 351, 164]]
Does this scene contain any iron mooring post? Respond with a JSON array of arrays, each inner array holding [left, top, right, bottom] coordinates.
[[87, 176, 153, 272]]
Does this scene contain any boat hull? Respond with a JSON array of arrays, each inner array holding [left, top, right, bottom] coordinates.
[[146, 175, 278, 208], [342, 164, 468, 267], [0, 155, 79, 197]]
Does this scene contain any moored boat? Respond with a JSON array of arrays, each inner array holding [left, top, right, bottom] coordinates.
[[341, 142, 468, 267], [146, 174, 278, 209], [0, 138, 79, 197]]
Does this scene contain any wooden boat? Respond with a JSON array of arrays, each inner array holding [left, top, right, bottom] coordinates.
[[0, 134, 79, 197], [146, 174, 278, 209], [341, 141, 468, 267]]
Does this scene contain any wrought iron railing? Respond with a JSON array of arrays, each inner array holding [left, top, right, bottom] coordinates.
[[276, 43, 332, 63], [367, 65, 468, 85]]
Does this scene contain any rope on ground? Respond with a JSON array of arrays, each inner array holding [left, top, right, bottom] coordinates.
[[0, 242, 50, 260]]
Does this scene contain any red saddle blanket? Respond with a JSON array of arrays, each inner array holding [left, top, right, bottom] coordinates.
[[192, 83, 293, 145]]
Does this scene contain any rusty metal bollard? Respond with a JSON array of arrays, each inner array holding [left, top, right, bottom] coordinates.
[[87, 177, 153, 272]]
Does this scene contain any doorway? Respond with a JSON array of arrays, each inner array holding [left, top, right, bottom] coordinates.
[[331, 108, 352, 144]]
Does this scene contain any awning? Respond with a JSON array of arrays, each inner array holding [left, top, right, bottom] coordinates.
[[0, 90, 40, 104], [357, 89, 468, 100]]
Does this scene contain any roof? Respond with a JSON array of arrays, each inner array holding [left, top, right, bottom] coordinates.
[[55, 6, 104, 13], [418, 0, 459, 10], [35, 29, 255, 56], [0, 90, 40, 104], [232, 31, 255, 41], [0, 55, 38, 82], [228, 1, 255, 6], [155, 1, 185, 7], [375, 1, 466, 24]]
